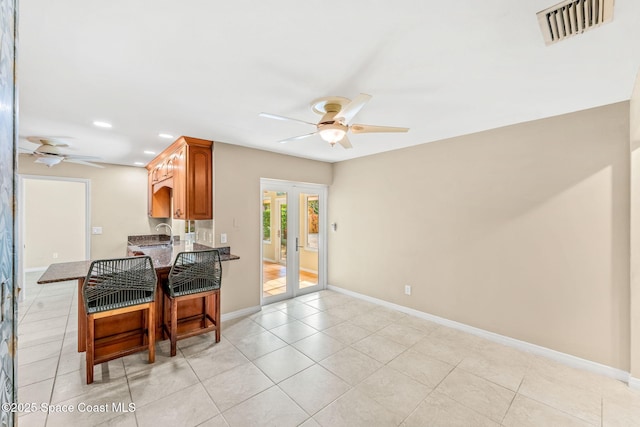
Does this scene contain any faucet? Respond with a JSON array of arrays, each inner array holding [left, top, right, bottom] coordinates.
[[156, 223, 174, 246]]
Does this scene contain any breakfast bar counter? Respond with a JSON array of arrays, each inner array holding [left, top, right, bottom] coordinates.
[[38, 237, 238, 355]]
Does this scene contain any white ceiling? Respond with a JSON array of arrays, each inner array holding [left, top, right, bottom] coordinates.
[[18, 0, 640, 167]]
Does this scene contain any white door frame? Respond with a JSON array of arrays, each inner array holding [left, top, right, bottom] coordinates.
[[275, 197, 287, 265], [260, 178, 327, 305], [17, 175, 91, 301]]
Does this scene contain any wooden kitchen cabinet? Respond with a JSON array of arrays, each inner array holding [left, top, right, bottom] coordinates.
[[146, 136, 213, 220]]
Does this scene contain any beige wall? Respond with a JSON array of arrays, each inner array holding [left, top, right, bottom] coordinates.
[[23, 178, 86, 269], [631, 71, 640, 378], [19, 155, 160, 260], [213, 143, 332, 314], [329, 102, 631, 370]]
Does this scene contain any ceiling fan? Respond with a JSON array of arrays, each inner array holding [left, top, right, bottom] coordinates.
[[20, 136, 104, 168], [260, 93, 409, 149]]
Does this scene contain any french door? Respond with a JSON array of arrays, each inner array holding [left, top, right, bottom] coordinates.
[[261, 179, 327, 304]]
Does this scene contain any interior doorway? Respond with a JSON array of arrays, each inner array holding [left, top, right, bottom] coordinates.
[[17, 176, 90, 297], [261, 179, 327, 304]]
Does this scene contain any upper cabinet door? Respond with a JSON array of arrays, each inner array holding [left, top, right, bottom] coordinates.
[[187, 145, 213, 220]]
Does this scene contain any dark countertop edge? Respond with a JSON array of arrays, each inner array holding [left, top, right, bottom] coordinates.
[[38, 244, 239, 284], [37, 260, 93, 284]]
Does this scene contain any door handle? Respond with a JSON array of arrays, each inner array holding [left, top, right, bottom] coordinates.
[[295, 237, 303, 251]]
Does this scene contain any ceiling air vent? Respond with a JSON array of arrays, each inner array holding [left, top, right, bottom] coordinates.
[[537, 0, 614, 45]]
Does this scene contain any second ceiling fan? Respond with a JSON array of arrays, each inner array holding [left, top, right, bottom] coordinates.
[[20, 136, 104, 168], [260, 93, 409, 149]]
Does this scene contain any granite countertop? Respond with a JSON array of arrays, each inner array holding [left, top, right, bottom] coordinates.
[[38, 260, 94, 284], [38, 235, 239, 284], [127, 234, 240, 269]]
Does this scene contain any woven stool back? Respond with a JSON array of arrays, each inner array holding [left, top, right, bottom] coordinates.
[[83, 256, 157, 314], [167, 250, 222, 298]]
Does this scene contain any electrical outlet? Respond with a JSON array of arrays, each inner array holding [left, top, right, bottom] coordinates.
[[92, 226, 103, 235], [404, 285, 411, 295], [53, 252, 58, 259], [220, 233, 227, 244]]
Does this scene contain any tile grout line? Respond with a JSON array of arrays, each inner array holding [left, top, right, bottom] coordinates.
[[601, 396, 604, 427], [44, 290, 76, 427], [17, 280, 75, 426], [195, 346, 232, 427], [123, 348, 139, 427], [500, 375, 526, 425], [516, 375, 605, 425]]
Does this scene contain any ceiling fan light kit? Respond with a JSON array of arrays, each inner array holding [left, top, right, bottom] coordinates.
[[318, 123, 347, 146], [35, 156, 63, 167], [260, 93, 409, 150]]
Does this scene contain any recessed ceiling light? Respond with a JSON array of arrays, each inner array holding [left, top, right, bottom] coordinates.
[[134, 162, 145, 166], [143, 150, 156, 155], [93, 121, 112, 128], [158, 133, 174, 139]]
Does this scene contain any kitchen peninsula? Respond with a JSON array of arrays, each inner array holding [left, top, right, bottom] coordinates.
[[37, 235, 239, 357]]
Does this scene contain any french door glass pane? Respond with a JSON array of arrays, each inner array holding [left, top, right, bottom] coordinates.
[[298, 192, 319, 290], [262, 190, 288, 299]]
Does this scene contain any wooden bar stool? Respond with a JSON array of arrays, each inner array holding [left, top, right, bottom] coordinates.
[[83, 256, 157, 384], [163, 249, 222, 356]]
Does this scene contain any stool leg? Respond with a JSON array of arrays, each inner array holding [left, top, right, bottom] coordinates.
[[214, 291, 221, 343], [148, 304, 155, 363], [203, 294, 209, 329], [141, 307, 148, 347], [170, 298, 178, 357], [163, 292, 169, 340], [86, 314, 95, 384]]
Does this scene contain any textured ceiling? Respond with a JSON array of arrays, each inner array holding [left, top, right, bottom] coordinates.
[[17, 0, 640, 167]]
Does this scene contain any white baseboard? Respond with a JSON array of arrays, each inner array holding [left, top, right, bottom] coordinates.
[[221, 305, 261, 322], [24, 267, 47, 273], [262, 257, 276, 263], [328, 284, 631, 384]]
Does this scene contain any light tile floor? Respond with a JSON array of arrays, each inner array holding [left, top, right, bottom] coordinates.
[[16, 272, 640, 426]]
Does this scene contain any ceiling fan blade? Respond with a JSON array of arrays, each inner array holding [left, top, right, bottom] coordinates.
[[65, 159, 104, 168], [278, 132, 318, 144], [337, 135, 353, 149], [259, 112, 316, 127], [26, 136, 70, 147], [350, 124, 409, 134], [62, 153, 101, 160], [334, 93, 372, 124]]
